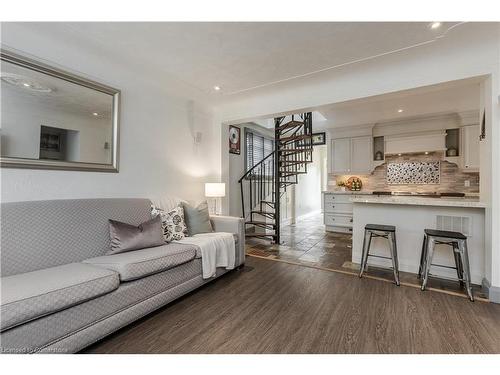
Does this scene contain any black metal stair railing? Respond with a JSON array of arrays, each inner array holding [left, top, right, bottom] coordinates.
[[238, 150, 277, 240], [239, 112, 314, 243]]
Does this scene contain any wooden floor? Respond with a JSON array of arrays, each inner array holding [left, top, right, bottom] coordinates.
[[84, 256, 500, 354], [246, 214, 488, 299]]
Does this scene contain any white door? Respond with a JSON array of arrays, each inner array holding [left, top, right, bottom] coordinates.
[[331, 138, 351, 174], [350, 136, 373, 173], [462, 125, 480, 171]]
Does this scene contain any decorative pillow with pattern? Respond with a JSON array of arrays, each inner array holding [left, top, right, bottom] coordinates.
[[151, 204, 188, 242]]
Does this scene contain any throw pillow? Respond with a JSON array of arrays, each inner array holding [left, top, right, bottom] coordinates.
[[108, 215, 165, 255], [182, 201, 214, 236], [151, 204, 188, 242]]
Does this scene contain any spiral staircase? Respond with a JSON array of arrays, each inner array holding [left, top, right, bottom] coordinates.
[[238, 112, 314, 243]]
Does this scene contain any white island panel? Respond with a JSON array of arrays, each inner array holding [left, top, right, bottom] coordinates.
[[352, 202, 485, 284]]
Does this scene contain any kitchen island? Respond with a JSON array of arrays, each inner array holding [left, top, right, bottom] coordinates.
[[351, 196, 486, 284]]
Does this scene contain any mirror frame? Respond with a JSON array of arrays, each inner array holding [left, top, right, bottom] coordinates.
[[0, 49, 120, 172]]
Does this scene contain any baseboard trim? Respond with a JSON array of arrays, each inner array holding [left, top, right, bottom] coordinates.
[[482, 277, 500, 304], [281, 209, 321, 227]]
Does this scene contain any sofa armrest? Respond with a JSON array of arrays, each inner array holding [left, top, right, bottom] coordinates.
[[210, 215, 245, 266]]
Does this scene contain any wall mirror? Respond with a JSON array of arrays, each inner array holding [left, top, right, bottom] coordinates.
[[0, 49, 120, 172]]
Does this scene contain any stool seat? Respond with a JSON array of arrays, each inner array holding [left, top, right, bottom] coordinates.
[[424, 229, 467, 240], [365, 224, 396, 232]]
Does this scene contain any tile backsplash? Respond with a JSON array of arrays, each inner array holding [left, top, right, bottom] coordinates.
[[330, 152, 479, 193], [386, 161, 441, 185]]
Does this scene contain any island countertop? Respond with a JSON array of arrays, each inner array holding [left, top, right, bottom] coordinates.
[[322, 190, 372, 195], [350, 195, 486, 208]]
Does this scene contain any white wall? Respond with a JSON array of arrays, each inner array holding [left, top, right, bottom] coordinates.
[[227, 122, 274, 217], [0, 23, 219, 204], [294, 145, 325, 218], [217, 23, 500, 292]]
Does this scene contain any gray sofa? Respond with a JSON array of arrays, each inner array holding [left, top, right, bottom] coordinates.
[[0, 198, 245, 354]]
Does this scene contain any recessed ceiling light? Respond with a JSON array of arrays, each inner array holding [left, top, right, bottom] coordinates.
[[397, 109, 404, 113], [1, 74, 53, 93], [92, 112, 99, 116], [430, 22, 441, 29], [213, 86, 221, 91]]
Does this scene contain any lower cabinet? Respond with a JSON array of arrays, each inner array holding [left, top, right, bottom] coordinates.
[[323, 192, 359, 233]]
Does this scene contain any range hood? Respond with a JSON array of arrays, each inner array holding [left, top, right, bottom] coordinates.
[[384, 130, 447, 155]]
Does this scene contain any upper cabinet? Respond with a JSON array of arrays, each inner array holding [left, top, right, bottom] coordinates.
[[351, 136, 373, 173], [331, 138, 351, 174], [462, 125, 480, 172], [331, 136, 372, 174]]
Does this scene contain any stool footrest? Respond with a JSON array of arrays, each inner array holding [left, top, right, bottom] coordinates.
[[429, 263, 459, 270], [427, 273, 467, 283], [367, 254, 392, 260]]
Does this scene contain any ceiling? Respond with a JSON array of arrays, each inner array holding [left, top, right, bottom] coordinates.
[[314, 78, 480, 128], [9, 22, 464, 98], [246, 77, 480, 130]]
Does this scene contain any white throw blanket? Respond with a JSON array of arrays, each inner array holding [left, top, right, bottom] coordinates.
[[174, 232, 235, 279]]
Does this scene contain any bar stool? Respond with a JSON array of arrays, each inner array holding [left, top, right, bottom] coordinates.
[[359, 224, 400, 286], [418, 229, 473, 301]]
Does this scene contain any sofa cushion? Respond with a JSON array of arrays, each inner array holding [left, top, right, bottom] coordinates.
[[83, 243, 197, 281], [151, 205, 188, 242], [108, 215, 165, 255], [182, 201, 214, 236], [1, 263, 119, 332]]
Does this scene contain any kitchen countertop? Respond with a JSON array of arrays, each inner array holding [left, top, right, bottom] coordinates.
[[350, 195, 486, 208], [322, 190, 372, 195]]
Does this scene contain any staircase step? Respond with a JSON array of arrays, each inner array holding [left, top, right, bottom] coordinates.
[[245, 233, 276, 239], [280, 134, 312, 143], [277, 120, 304, 130], [246, 220, 276, 228], [276, 120, 304, 131], [280, 171, 307, 174], [261, 200, 275, 206], [279, 149, 313, 154], [251, 210, 275, 218], [280, 171, 308, 177], [279, 160, 308, 165]]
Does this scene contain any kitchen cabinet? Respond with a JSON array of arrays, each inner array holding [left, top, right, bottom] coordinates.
[[462, 125, 480, 172], [323, 192, 364, 233], [331, 136, 372, 174], [351, 136, 373, 173], [331, 138, 351, 174]]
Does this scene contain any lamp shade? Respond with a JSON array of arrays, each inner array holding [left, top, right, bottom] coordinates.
[[205, 183, 225, 197]]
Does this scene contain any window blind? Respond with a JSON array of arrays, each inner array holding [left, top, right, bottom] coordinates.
[[245, 130, 274, 173]]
